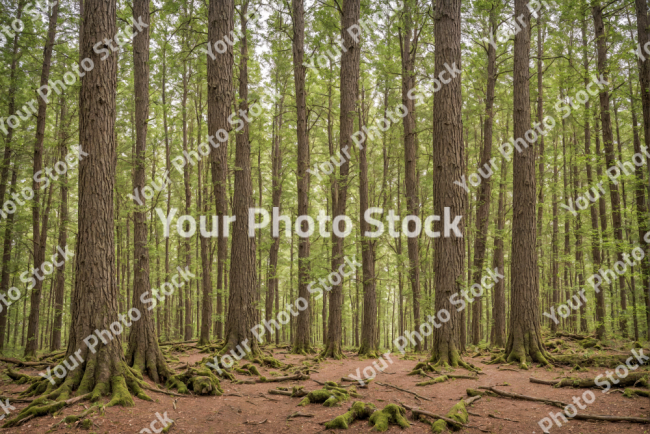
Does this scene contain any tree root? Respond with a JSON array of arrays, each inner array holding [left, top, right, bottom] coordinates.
[[166, 367, 223, 396], [553, 354, 646, 368], [529, 372, 648, 389], [259, 372, 309, 383], [403, 399, 483, 433], [375, 382, 432, 401], [324, 401, 377, 429], [416, 375, 449, 386], [298, 382, 355, 407], [46, 404, 99, 433], [368, 403, 410, 431], [3, 393, 91, 428], [623, 388, 650, 398], [268, 385, 309, 397]]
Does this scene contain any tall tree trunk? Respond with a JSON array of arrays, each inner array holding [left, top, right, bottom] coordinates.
[[58, 0, 142, 405], [25, 0, 60, 358], [592, 3, 627, 337], [358, 87, 378, 357], [51, 96, 69, 351], [430, 0, 468, 367], [491, 157, 507, 347], [400, 3, 421, 352], [0, 170, 17, 353], [126, 0, 171, 383], [291, 0, 312, 355], [223, 1, 261, 357], [471, 7, 498, 345], [208, 0, 232, 343], [505, 0, 549, 367], [322, 0, 360, 359], [633, 0, 650, 340], [551, 139, 559, 334], [581, 16, 605, 339]]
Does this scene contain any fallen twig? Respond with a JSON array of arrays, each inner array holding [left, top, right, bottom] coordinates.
[[376, 382, 432, 401], [287, 411, 315, 420]]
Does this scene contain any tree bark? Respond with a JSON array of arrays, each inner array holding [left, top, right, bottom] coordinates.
[[323, 0, 360, 359], [491, 157, 507, 347], [25, 0, 60, 358], [208, 0, 232, 343], [505, 0, 549, 367], [223, 1, 261, 357], [400, 4, 421, 352], [633, 0, 650, 340], [358, 87, 378, 357], [471, 7, 498, 345], [430, 0, 467, 367], [291, 0, 312, 355], [125, 0, 171, 384], [592, 2, 627, 337]]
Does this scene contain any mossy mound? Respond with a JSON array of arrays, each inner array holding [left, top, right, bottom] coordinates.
[[325, 401, 377, 429], [429, 400, 468, 433], [416, 375, 448, 386], [166, 367, 222, 396], [368, 404, 410, 432], [298, 382, 351, 407]]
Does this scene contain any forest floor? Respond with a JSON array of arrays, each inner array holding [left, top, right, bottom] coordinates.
[[0, 340, 648, 434]]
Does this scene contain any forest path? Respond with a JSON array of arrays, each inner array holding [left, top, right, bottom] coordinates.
[[0, 346, 648, 433]]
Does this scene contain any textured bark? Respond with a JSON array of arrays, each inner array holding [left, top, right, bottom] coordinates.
[[224, 2, 260, 357], [505, 0, 548, 367], [471, 8, 498, 345], [592, 3, 627, 337], [199, 156, 212, 346], [323, 0, 360, 359], [0, 171, 17, 353], [125, 0, 171, 384], [491, 158, 507, 347], [430, 0, 466, 366], [0, 2, 24, 352], [634, 0, 650, 340], [208, 0, 232, 342], [291, 0, 311, 354], [551, 139, 559, 334], [51, 98, 69, 351], [266, 86, 284, 345], [400, 4, 421, 351], [358, 89, 378, 357], [61, 0, 141, 405], [25, 0, 60, 358], [571, 134, 588, 334], [581, 17, 605, 339]]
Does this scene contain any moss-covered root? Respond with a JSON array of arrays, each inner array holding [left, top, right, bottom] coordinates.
[[253, 356, 283, 369], [429, 400, 468, 433], [298, 387, 349, 407], [2, 392, 91, 428], [368, 404, 410, 432], [466, 388, 497, 398], [166, 367, 223, 396], [408, 362, 441, 376], [325, 401, 377, 429], [416, 375, 449, 386], [623, 388, 650, 398]]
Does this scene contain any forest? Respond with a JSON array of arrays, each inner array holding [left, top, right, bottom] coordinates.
[[0, 0, 648, 432]]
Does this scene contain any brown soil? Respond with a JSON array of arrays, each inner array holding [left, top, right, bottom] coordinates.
[[0, 346, 648, 433]]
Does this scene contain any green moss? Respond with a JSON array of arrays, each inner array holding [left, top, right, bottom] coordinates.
[[325, 401, 376, 429], [107, 376, 135, 407], [368, 404, 409, 432], [416, 375, 448, 386], [80, 418, 92, 429], [430, 419, 447, 433]]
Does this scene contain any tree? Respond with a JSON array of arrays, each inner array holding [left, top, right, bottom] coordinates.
[[208, 0, 233, 343], [430, 0, 469, 367], [503, 0, 549, 367], [125, 0, 172, 383], [322, 0, 361, 360], [400, 0, 422, 352], [223, 0, 261, 357], [358, 87, 378, 357], [25, 0, 60, 358], [291, 0, 312, 355], [593, 1, 627, 337]]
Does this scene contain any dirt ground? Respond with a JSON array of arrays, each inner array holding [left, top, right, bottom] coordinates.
[[0, 345, 648, 434]]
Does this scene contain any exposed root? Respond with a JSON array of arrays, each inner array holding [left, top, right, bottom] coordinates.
[[3, 393, 91, 428], [529, 372, 648, 389], [298, 382, 352, 407], [416, 375, 449, 386], [166, 367, 223, 396], [368, 403, 410, 432], [324, 401, 376, 429]]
